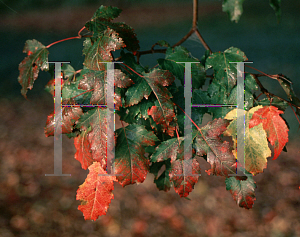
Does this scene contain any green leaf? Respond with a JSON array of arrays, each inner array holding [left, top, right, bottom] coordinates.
[[225, 173, 256, 209], [269, 0, 281, 23], [150, 137, 184, 163], [83, 29, 124, 70], [62, 70, 92, 105], [62, 63, 76, 80], [150, 159, 172, 192], [85, 5, 139, 52], [222, 0, 245, 23], [205, 47, 248, 93], [255, 97, 288, 111], [115, 124, 159, 186], [125, 68, 177, 136], [157, 46, 206, 89], [244, 73, 259, 91], [155, 40, 170, 48], [18, 39, 49, 97], [207, 81, 234, 119]]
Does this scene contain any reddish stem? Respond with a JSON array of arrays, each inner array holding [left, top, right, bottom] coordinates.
[[46, 36, 81, 48], [122, 63, 144, 78], [78, 26, 86, 37]]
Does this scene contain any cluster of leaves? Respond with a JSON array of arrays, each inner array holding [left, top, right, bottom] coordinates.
[[18, 2, 298, 221]]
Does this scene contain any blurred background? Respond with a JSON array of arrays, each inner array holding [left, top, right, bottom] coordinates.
[[0, 0, 299, 236]]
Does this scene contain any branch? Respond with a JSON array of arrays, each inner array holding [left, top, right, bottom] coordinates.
[[252, 74, 300, 110], [46, 36, 81, 48], [135, 0, 212, 63]]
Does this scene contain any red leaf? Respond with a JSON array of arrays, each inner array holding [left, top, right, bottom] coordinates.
[[75, 108, 108, 170], [169, 158, 201, 197], [249, 106, 289, 160], [76, 162, 116, 221], [44, 106, 83, 137], [74, 130, 94, 170]]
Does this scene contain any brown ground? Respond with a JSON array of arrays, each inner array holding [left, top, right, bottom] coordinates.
[[0, 93, 299, 237]]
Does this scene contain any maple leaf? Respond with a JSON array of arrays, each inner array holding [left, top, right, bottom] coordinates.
[[150, 159, 172, 192], [75, 107, 108, 170], [44, 106, 83, 137], [249, 105, 289, 160], [85, 5, 140, 52], [83, 28, 124, 71], [114, 124, 159, 186], [157, 46, 206, 89], [150, 137, 184, 163], [224, 106, 271, 175], [74, 128, 94, 170], [76, 162, 116, 221], [193, 118, 237, 176], [124, 68, 177, 136], [18, 39, 49, 97], [169, 157, 201, 197], [205, 47, 247, 94], [225, 175, 256, 209]]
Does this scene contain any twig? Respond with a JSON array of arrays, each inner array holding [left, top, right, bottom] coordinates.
[[245, 65, 292, 84], [252, 74, 300, 110], [46, 36, 81, 48], [135, 0, 212, 63]]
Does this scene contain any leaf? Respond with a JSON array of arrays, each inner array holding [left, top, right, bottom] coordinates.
[[114, 124, 159, 186], [169, 157, 201, 197], [269, 0, 281, 23], [255, 97, 288, 111], [151, 137, 184, 163], [249, 106, 289, 160], [277, 77, 300, 116], [44, 77, 64, 98], [150, 159, 172, 192], [62, 73, 92, 105], [44, 106, 83, 137], [18, 39, 49, 97], [225, 174, 256, 209], [76, 162, 116, 220], [61, 63, 76, 80], [83, 29, 124, 70], [193, 118, 237, 176], [205, 47, 247, 93], [74, 128, 94, 170], [125, 68, 177, 136], [222, 0, 245, 23], [85, 5, 139, 52], [157, 46, 206, 89], [75, 107, 108, 170], [224, 106, 271, 175]]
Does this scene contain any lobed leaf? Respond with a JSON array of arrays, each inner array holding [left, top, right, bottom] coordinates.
[[225, 174, 256, 209], [76, 162, 116, 220], [249, 105, 289, 160], [115, 124, 159, 186], [224, 106, 271, 175], [18, 39, 49, 97]]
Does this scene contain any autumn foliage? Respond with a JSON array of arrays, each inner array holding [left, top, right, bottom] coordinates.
[[17, 3, 299, 221]]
